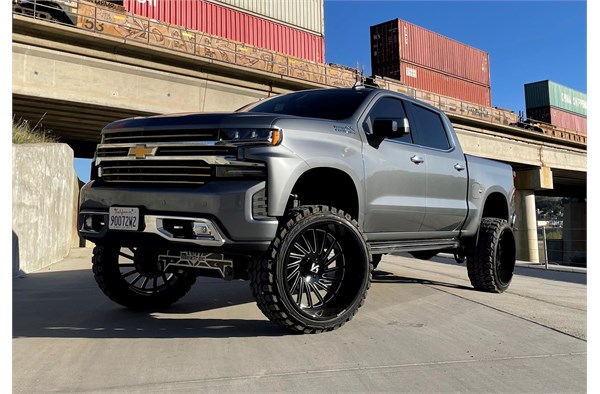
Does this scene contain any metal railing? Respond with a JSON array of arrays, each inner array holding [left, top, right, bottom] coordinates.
[[12, 0, 587, 146], [537, 225, 586, 268]]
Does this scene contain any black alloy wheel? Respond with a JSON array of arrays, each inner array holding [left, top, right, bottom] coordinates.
[[92, 245, 196, 309], [284, 226, 348, 315], [117, 247, 175, 296]]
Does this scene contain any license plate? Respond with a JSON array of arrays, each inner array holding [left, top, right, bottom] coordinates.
[[109, 207, 140, 231]]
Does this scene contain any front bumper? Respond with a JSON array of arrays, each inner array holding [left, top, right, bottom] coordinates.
[[78, 180, 278, 253]]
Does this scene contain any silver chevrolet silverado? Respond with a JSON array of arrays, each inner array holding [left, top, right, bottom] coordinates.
[[79, 85, 516, 333]]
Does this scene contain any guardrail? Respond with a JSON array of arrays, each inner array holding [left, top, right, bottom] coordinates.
[[538, 225, 586, 268], [12, 0, 587, 146]]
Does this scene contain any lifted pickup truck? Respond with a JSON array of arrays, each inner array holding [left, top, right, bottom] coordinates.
[[79, 85, 516, 333]]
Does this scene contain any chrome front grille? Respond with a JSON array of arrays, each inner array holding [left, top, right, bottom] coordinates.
[[96, 128, 263, 187], [95, 145, 264, 187]]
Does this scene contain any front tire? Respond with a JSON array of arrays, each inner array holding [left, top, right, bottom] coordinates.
[[92, 245, 196, 309], [466, 218, 516, 293], [250, 205, 371, 334]]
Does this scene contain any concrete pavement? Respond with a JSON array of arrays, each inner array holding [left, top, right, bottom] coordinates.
[[13, 248, 586, 393]]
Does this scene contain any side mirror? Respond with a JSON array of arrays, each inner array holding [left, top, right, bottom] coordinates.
[[369, 117, 410, 148], [373, 119, 398, 135]]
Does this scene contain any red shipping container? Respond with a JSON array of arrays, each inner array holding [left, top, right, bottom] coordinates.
[[400, 63, 491, 106], [526, 106, 587, 134], [123, 0, 325, 63], [374, 62, 490, 106], [371, 19, 490, 87]]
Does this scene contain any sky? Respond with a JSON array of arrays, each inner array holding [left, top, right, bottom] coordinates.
[[323, 0, 587, 114], [73, 0, 588, 181]]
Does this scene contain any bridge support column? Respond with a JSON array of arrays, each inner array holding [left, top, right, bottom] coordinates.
[[515, 190, 539, 263], [563, 199, 587, 266], [514, 167, 554, 263]]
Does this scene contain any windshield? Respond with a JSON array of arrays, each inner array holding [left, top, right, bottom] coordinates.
[[241, 89, 373, 120]]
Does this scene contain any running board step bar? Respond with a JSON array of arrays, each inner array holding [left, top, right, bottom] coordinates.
[[368, 239, 460, 255]]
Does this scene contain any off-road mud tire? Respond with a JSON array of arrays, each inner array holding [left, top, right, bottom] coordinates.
[[250, 205, 372, 334], [466, 218, 516, 293]]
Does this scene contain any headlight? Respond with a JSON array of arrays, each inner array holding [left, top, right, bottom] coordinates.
[[218, 128, 282, 146]]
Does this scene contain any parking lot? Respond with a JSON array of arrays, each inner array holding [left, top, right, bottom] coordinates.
[[13, 248, 586, 393]]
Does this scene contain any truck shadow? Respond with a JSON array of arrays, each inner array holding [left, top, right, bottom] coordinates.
[[417, 253, 587, 285], [13, 265, 470, 340], [372, 269, 473, 291], [13, 269, 287, 339]]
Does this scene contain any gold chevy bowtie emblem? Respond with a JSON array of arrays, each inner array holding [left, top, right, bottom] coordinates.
[[128, 144, 157, 159]]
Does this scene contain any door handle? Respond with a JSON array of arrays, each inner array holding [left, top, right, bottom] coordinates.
[[454, 163, 466, 171], [410, 155, 424, 164]]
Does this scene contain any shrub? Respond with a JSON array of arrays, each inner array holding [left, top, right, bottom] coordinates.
[[12, 118, 59, 144]]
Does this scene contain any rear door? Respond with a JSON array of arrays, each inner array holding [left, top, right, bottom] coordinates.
[[404, 102, 468, 235]]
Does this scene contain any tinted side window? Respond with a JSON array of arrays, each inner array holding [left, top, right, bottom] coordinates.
[[363, 97, 412, 143], [409, 104, 450, 150]]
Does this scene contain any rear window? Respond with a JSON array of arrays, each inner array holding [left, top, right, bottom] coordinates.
[[242, 89, 372, 120]]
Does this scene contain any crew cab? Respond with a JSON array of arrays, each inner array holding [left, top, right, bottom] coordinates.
[[79, 85, 516, 333]]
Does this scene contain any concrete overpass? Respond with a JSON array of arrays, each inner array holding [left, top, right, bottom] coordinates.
[[12, 15, 586, 264]]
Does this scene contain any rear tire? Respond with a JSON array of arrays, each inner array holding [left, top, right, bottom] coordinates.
[[466, 218, 516, 293], [250, 205, 371, 334], [92, 245, 196, 310]]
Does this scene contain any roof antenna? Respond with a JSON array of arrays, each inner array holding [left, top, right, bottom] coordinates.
[[352, 62, 365, 89], [354, 61, 361, 84], [353, 61, 364, 89]]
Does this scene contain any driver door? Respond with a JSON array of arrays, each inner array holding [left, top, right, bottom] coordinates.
[[361, 96, 428, 238]]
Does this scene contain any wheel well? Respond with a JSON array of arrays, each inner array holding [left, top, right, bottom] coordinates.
[[482, 192, 509, 220], [289, 168, 359, 219]]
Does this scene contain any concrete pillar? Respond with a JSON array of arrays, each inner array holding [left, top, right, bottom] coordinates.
[[515, 190, 540, 263], [513, 167, 554, 264], [563, 199, 587, 266]]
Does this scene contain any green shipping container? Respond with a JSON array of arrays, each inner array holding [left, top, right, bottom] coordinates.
[[524, 80, 587, 117]]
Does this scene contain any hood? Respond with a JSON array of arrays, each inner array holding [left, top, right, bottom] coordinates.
[[103, 112, 293, 133]]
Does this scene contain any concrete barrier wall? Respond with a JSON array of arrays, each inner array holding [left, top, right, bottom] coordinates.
[[12, 144, 79, 276]]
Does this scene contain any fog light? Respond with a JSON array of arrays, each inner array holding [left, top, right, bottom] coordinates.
[[252, 188, 269, 220], [84, 215, 94, 230], [192, 223, 211, 237]]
